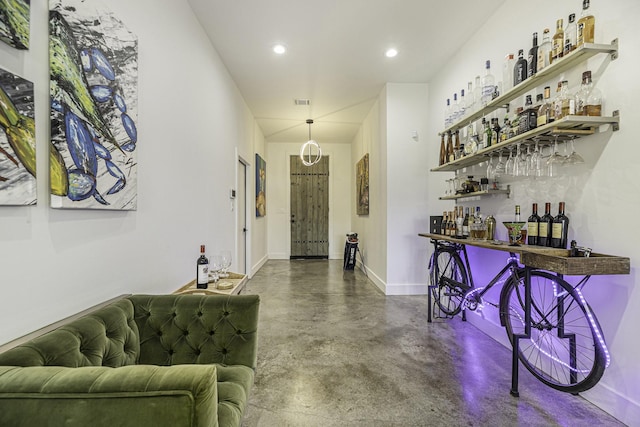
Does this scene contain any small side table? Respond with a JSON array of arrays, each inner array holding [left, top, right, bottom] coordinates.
[[174, 272, 248, 295]]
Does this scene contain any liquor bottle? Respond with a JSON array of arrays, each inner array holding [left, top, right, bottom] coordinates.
[[527, 32, 538, 78], [466, 81, 475, 114], [564, 13, 577, 55], [557, 80, 575, 119], [451, 93, 460, 124], [473, 75, 482, 111], [459, 89, 467, 119], [445, 98, 452, 128], [491, 118, 500, 146], [513, 49, 527, 87], [537, 28, 552, 72], [577, 0, 595, 47], [518, 95, 537, 134], [481, 60, 495, 107], [439, 133, 446, 165], [454, 130, 461, 160], [499, 116, 511, 142], [503, 53, 515, 93], [456, 206, 464, 238], [196, 245, 209, 289], [527, 203, 541, 245], [448, 211, 456, 237], [484, 117, 492, 148], [551, 202, 570, 248], [462, 207, 470, 238], [538, 202, 553, 247], [441, 211, 448, 235], [537, 86, 553, 127], [576, 70, 603, 116], [446, 131, 454, 163], [551, 18, 564, 63]]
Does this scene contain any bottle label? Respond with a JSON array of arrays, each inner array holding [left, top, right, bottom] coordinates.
[[552, 223, 563, 239], [197, 264, 209, 284], [539, 222, 549, 236], [527, 222, 539, 237]]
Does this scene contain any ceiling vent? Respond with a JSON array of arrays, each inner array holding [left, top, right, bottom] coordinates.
[[294, 99, 310, 106]]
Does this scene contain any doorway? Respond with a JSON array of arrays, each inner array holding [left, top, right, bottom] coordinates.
[[290, 155, 329, 259], [237, 159, 248, 274]]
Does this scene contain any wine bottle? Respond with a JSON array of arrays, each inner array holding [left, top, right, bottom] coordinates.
[[577, 0, 595, 47], [456, 206, 464, 238], [513, 49, 528, 86], [439, 133, 446, 165], [538, 202, 553, 247], [196, 245, 209, 289], [514, 205, 521, 222], [527, 203, 541, 245], [552, 18, 565, 63], [551, 202, 570, 248], [527, 32, 538, 78], [440, 211, 448, 235]]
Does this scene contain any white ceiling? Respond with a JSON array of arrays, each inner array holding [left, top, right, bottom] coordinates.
[[187, 0, 506, 144]]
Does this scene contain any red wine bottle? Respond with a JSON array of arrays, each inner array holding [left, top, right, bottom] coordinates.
[[527, 203, 540, 245], [538, 202, 553, 247], [551, 202, 570, 248], [196, 245, 209, 289]]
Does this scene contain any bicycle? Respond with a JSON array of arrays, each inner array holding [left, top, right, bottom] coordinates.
[[428, 238, 608, 395]]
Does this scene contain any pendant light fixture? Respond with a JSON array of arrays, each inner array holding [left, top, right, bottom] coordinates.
[[300, 119, 322, 166]]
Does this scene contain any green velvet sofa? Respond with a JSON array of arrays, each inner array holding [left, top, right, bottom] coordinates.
[[0, 294, 260, 427]]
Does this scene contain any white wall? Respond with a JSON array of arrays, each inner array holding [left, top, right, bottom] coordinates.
[[351, 98, 387, 287], [0, 0, 267, 344], [351, 84, 430, 295], [426, 0, 640, 423], [266, 142, 351, 260]]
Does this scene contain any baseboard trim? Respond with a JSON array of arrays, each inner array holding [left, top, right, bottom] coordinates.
[[251, 254, 269, 276]]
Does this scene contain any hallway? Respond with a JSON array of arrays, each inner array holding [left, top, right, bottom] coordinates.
[[242, 260, 623, 426]]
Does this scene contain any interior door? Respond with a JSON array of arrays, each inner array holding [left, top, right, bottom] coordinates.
[[290, 155, 329, 259], [237, 160, 247, 274]]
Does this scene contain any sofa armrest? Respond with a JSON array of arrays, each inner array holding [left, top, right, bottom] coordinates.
[[0, 364, 218, 427]]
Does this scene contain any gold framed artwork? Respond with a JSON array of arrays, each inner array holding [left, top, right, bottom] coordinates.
[[356, 153, 369, 216]]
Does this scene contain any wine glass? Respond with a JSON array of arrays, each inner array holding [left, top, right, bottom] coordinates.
[[220, 250, 232, 278], [530, 139, 541, 177], [209, 255, 222, 284], [564, 136, 585, 165], [504, 146, 515, 176], [546, 136, 564, 177], [486, 153, 495, 181], [494, 150, 506, 178]]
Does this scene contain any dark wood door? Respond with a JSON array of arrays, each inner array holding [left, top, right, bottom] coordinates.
[[290, 156, 329, 258]]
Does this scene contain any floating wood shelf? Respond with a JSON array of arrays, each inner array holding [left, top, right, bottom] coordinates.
[[439, 188, 510, 200]]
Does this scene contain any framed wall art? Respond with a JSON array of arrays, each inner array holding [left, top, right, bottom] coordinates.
[[255, 153, 266, 217], [0, 67, 35, 205], [49, 0, 138, 210], [0, 0, 30, 50], [356, 153, 369, 216]]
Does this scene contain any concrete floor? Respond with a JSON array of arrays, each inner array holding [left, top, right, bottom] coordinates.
[[242, 260, 623, 427]]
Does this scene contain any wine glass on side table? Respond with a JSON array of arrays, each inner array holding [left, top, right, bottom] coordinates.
[[220, 250, 232, 278], [209, 255, 222, 286]]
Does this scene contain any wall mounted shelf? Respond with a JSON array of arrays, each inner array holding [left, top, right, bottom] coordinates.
[[439, 187, 511, 201]]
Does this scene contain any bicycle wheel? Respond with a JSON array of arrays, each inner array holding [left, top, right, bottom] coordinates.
[[430, 249, 469, 316], [500, 270, 607, 393]]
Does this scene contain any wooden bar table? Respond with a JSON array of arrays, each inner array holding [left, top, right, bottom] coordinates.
[[419, 232, 630, 396], [174, 272, 248, 295]]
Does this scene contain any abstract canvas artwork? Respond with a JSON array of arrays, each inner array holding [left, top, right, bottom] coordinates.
[[0, 0, 30, 50], [49, 0, 138, 210], [356, 153, 369, 216], [0, 67, 35, 205], [255, 154, 266, 217]]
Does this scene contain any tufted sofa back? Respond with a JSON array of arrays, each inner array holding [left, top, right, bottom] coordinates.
[[0, 298, 139, 368], [129, 294, 260, 369]]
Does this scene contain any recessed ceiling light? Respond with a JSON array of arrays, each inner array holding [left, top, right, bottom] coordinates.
[[273, 44, 286, 55], [385, 48, 398, 58]]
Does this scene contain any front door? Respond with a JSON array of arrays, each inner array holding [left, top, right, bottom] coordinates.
[[290, 155, 329, 259]]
